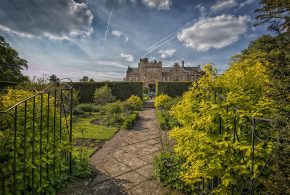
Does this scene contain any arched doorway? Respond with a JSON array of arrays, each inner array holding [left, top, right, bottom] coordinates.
[[148, 83, 156, 98]]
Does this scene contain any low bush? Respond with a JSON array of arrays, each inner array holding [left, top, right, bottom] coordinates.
[[162, 97, 181, 110], [101, 113, 123, 127], [121, 111, 138, 129], [73, 107, 85, 115], [154, 151, 190, 192], [156, 110, 179, 130], [126, 95, 142, 111], [94, 85, 116, 105], [77, 103, 101, 112], [101, 101, 125, 115], [154, 94, 172, 109]]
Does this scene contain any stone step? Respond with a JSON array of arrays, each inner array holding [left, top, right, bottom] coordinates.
[[143, 101, 154, 108]]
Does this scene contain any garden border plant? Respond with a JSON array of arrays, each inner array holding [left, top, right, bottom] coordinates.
[[0, 84, 94, 194], [154, 62, 276, 194]]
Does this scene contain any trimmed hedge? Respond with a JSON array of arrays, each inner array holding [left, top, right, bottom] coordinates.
[[72, 82, 143, 103], [0, 81, 18, 90], [156, 82, 192, 97]]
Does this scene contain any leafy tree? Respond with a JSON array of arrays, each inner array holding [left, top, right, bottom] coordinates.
[[0, 36, 29, 82], [79, 76, 89, 82], [89, 78, 95, 82], [94, 85, 116, 105], [255, 0, 290, 34], [49, 74, 60, 83], [254, 1, 290, 192], [165, 61, 273, 193]]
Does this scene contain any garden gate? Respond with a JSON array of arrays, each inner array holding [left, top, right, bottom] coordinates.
[[0, 79, 74, 194]]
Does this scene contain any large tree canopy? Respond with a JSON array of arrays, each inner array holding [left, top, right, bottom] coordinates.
[[255, 0, 290, 34], [0, 36, 28, 82], [254, 1, 290, 193]]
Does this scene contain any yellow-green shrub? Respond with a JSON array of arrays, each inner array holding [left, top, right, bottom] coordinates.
[[154, 94, 172, 109], [126, 95, 142, 110], [156, 60, 274, 193]]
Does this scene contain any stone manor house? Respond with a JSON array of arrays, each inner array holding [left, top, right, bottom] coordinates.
[[124, 58, 203, 89]]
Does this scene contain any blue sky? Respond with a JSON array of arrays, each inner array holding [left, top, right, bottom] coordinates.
[[0, 0, 267, 81]]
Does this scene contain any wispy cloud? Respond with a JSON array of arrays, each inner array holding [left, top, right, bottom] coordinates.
[[120, 53, 134, 62], [124, 36, 129, 42], [210, 0, 237, 12], [111, 30, 129, 42], [141, 0, 172, 10], [195, 4, 207, 18], [239, 0, 255, 8], [111, 30, 123, 37]]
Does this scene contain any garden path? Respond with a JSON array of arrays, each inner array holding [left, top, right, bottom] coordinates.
[[61, 99, 174, 195]]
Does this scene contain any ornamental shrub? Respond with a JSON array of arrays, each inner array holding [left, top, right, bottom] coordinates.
[[94, 85, 116, 105], [101, 101, 125, 114], [156, 110, 179, 131], [153, 151, 190, 192], [154, 94, 172, 109], [157, 61, 275, 193], [121, 111, 139, 129], [126, 95, 142, 111]]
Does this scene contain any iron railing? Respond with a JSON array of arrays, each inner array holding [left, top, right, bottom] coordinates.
[[193, 89, 274, 194], [0, 79, 73, 194]]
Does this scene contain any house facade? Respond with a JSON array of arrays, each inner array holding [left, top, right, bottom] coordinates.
[[124, 58, 203, 89]]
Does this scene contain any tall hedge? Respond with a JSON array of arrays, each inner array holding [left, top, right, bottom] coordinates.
[[0, 81, 18, 90], [72, 82, 143, 103], [156, 82, 192, 97]]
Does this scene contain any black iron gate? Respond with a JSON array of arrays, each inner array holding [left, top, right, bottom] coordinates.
[[0, 79, 73, 194]]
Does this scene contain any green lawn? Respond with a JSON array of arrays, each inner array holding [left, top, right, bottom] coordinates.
[[73, 114, 118, 140]]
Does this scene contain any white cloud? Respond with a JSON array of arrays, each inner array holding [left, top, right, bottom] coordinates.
[[111, 30, 129, 41], [142, 0, 172, 10], [111, 30, 123, 37], [177, 15, 251, 51], [120, 53, 134, 62], [158, 49, 176, 59], [210, 0, 237, 11], [0, 0, 93, 40]]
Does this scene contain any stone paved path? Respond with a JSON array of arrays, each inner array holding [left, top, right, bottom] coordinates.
[[60, 100, 173, 195]]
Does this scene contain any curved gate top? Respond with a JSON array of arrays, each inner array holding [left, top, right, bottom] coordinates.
[[0, 79, 74, 194]]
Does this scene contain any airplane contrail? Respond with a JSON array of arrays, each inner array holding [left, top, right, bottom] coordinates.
[[145, 31, 176, 52], [142, 33, 177, 58], [102, 0, 116, 51], [141, 2, 198, 58]]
